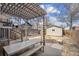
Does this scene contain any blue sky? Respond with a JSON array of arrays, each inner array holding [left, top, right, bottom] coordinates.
[[41, 3, 67, 16], [40, 3, 67, 27], [40, 3, 79, 28]]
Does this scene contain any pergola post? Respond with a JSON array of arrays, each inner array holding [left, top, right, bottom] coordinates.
[[25, 20, 28, 40], [70, 15, 72, 30], [21, 30, 23, 42], [43, 16, 46, 46], [8, 29, 10, 45], [19, 18, 23, 42]]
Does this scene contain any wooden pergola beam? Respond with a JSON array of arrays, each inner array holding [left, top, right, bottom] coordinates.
[[1, 4, 37, 19], [0, 3, 46, 20]]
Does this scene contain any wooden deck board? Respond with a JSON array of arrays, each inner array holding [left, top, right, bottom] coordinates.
[[20, 45, 44, 56], [3, 39, 41, 56]]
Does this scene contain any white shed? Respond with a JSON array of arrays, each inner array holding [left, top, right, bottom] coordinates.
[[46, 25, 63, 36]]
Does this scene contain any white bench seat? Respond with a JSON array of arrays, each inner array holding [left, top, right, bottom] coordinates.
[[3, 39, 41, 56], [20, 45, 44, 56]]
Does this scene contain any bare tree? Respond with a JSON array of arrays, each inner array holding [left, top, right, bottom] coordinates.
[[63, 3, 79, 29]]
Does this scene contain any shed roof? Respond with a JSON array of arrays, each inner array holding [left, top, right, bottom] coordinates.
[[46, 24, 63, 29]]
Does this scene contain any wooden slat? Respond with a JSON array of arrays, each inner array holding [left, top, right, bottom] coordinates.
[[0, 3, 46, 20], [3, 39, 41, 56], [5, 4, 36, 19], [20, 45, 44, 56], [0, 26, 12, 29], [6, 4, 35, 19]]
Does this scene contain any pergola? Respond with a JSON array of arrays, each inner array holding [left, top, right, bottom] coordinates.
[[0, 3, 46, 45], [0, 3, 46, 20]]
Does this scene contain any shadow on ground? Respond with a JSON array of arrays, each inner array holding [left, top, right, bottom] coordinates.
[[33, 43, 62, 56]]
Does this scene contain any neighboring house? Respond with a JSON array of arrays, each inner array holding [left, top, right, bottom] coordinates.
[[46, 25, 63, 37], [72, 25, 79, 30]]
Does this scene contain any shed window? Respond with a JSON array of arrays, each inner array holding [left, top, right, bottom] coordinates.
[[52, 29, 55, 31]]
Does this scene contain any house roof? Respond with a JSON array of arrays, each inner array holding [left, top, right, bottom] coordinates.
[[0, 3, 46, 20]]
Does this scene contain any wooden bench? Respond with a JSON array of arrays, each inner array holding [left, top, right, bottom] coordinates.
[[3, 39, 43, 56], [19, 45, 44, 56]]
